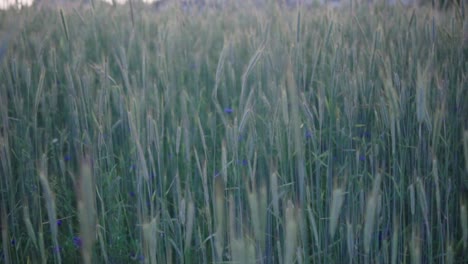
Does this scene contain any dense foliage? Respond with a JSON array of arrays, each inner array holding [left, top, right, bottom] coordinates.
[[0, 2, 467, 263]]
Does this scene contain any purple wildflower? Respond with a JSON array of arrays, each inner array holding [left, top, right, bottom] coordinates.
[[224, 108, 233, 114], [130, 252, 145, 261], [361, 131, 371, 139], [237, 159, 248, 166], [53, 246, 62, 253], [73, 237, 82, 249]]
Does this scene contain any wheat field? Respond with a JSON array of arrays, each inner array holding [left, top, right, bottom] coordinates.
[[0, 1, 467, 263]]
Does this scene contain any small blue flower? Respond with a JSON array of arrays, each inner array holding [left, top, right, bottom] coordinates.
[[57, 219, 63, 227], [73, 237, 82, 249], [64, 155, 71, 162], [359, 131, 371, 140], [378, 226, 391, 245], [305, 130, 313, 139], [359, 154, 366, 161], [379, 230, 388, 241], [53, 246, 62, 253], [130, 191, 136, 198], [224, 108, 233, 114], [130, 252, 145, 261], [237, 159, 248, 166], [10, 239, 16, 246], [30, 184, 38, 192]]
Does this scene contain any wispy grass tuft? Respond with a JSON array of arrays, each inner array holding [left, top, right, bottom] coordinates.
[[363, 172, 382, 255], [38, 154, 61, 264], [77, 157, 96, 264], [284, 200, 298, 264], [461, 199, 468, 250], [329, 186, 346, 239]]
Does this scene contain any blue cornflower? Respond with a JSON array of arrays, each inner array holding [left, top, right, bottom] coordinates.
[[237, 159, 248, 166], [130, 252, 144, 261], [224, 108, 233, 114], [359, 131, 371, 140], [53, 246, 62, 253], [57, 219, 63, 227], [73, 237, 82, 249]]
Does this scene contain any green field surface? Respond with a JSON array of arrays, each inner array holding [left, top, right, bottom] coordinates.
[[0, 1, 467, 263]]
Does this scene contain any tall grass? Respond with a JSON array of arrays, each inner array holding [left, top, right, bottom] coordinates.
[[0, 1, 466, 263]]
